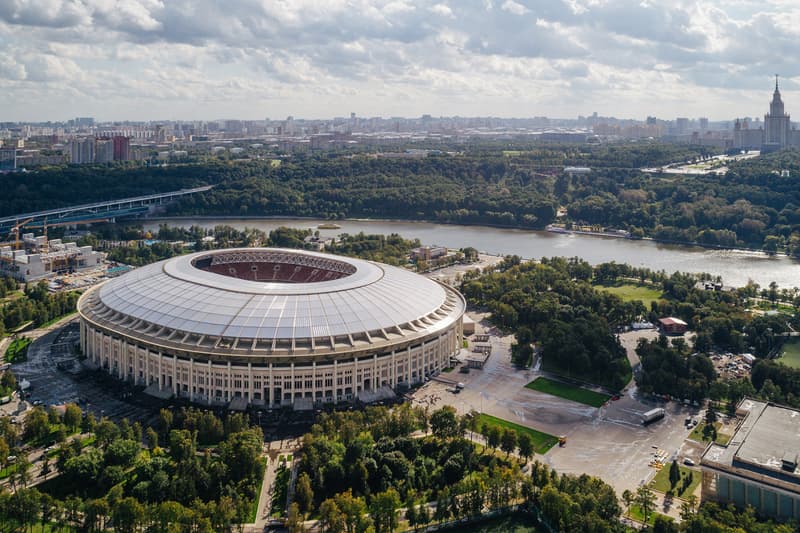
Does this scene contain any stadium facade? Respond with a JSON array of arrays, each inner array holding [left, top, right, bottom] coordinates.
[[78, 248, 465, 407]]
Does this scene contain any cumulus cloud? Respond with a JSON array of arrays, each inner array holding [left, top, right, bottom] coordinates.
[[0, 0, 795, 120]]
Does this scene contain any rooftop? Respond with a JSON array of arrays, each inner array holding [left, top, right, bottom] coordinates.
[[702, 399, 800, 492]]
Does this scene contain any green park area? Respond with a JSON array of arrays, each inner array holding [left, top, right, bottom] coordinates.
[[778, 339, 800, 369], [595, 283, 664, 308], [688, 422, 731, 445], [650, 464, 700, 498], [475, 413, 558, 454], [525, 377, 610, 408], [4, 336, 31, 363], [626, 504, 667, 526]]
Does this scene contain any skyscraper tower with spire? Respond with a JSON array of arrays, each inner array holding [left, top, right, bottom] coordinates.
[[763, 74, 791, 151]]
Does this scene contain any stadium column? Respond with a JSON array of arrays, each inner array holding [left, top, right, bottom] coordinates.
[[354, 356, 358, 393], [207, 360, 212, 405], [118, 338, 125, 380], [189, 358, 194, 402], [172, 355, 178, 396], [227, 361, 232, 402], [134, 345, 140, 385], [333, 360, 338, 404], [158, 352, 163, 390], [248, 363, 253, 402], [269, 363, 274, 407], [291, 362, 296, 403], [391, 350, 396, 387], [372, 354, 378, 390], [312, 361, 317, 402], [407, 345, 412, 382]]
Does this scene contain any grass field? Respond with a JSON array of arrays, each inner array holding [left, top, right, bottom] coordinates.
[[688, 422, 731, 445], [525, 377, 610, 408], [778, 339, 800, 369], [4, 336, 31, 363], [594, 282, 664, 308], [650, 464, 700, 498], [247, 457, 268, 522], [475, 413, 559, 454], [626, 504, 666, 526]]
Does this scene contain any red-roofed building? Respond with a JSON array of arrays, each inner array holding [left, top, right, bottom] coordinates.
[[658, 317, 688, 335]]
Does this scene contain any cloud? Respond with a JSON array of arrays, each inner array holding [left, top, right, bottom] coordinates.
[[501, 0, 528, 15], [0, 0, 796, 120]]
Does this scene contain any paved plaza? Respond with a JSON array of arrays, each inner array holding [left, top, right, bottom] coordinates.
[[415, 321, 702, 495]]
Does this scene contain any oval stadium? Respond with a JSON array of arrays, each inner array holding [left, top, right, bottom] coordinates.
[[78, 248, 465, 408]]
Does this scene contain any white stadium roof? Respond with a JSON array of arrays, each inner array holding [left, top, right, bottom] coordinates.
[[84, 248, 463, 350]]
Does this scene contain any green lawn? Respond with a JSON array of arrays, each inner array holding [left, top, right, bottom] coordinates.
[[270, 463, 290, 517], [5, 336, 31, 363], [594, 282, 664, 307], [475, 413, 559, 454], [650, 464, 701, 498], [626, 504, 667, 526], [688, 422, 731, 445], [778, 339, 800, 369], [525, 377, 610, 408], [247, 457, 268, 522]]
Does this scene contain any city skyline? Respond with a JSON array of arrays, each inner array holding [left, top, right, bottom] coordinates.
[[0, 0, 798, 121]]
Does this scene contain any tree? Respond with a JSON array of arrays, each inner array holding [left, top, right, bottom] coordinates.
[[517, 432, 533, 462], [146, 427, 159, 450], [113, 497, 144, 533], [621, 489, 633, 513], [370, 488, 401, 533], [81, 412, 97, 434], [429, 407, 460, 440], [335, 490, 372, 533], [83, 498, 109, 532], [636, 485, 657, 524], [319, 498, 345, 533], [500, 429, 517, 457], [652, 514, 678, 533], [668, 459, 680, 490], [94, 418, 120, 449], [404, 503, 418, 531], [158, 408, 173, 438], [287, 502, 305, 533], [63, 403, 82, 431], [486, 426, 501, 450], [24, 407, 50, 442], [295, 472, 314, 515]]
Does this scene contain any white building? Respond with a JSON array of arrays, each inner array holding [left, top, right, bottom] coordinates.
[[78, 248, 465, 407]]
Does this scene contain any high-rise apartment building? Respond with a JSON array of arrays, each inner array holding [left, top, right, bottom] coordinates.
[[68, 137, 95, 164], [112, 136, 130, 161], [95, 138, 114, 163]]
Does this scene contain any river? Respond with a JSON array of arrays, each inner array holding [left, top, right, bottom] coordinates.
[[142, 217, 800, 288]]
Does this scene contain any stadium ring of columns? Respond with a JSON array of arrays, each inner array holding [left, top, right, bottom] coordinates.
[[78, 248, 465, 407]]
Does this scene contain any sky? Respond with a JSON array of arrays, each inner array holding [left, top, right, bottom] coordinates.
[[1, 0, 799, 122]]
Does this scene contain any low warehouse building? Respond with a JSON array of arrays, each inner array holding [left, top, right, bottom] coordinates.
[[701, 399, 800, 521]]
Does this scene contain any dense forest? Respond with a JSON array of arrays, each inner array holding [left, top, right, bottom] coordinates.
[[295, 404, 627, 532], [0, 405, 263, 531], [460, 256, 633, 390], [6, 143, 800, 252], [0, 278, 79, 336]]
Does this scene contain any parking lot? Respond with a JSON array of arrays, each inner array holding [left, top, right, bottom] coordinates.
[[11, 320, 158, 427], [417, 318, 701, 495]]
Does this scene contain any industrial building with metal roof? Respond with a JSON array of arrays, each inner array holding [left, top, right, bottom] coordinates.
[[78, 248, 465, 408], [701, 398, 800, 522]]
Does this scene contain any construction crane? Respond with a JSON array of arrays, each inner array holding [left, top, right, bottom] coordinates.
[[1, 218, 35, 250]]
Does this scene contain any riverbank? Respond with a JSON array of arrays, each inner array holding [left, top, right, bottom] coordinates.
[[154, 215, 787, 259], [139, 216, 800, 288]]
